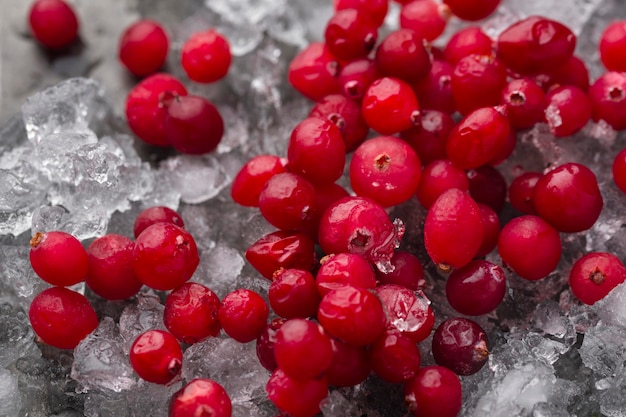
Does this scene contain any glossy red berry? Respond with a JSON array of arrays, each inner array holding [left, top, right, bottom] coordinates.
[[324, 9, 378, 61], [337, 58, 381, 100], [230, 155, 286, 207], [274, 319, 333, 380], [467, 164, 508, 213], [508, 171, 541, 215], [130, 329, 183, 385], [350, 135, 422, 207], [376, 284, 434, 343], [588, 71, 626, 131], [28, 0, 79, 49], [404, 366, 462, 417], [500, 78, 547, 130], [86, 234, 143, 300], [133, 206, 185, 238], [163, 282, 222, 344], [181, 29, 231, 83], [599, 20, 626, 72], [362, 77, 421, 135], [533, 163, 603, 233], [245, 230, 315, 280], [316, 252, 376, 297], [269, 268, 321, 319], [432, 317, 489, 376], [446, 260, 506, 316], [125, 73, 188, 146], [443, 0, 501, 21], [132, 222, 199, 291], [416, 159, 469, 209], [317, 285, 386, 346], [452, 54, 508, 115], [165, 94, 224, 154], [266, 368, 328, 417], [544, 85, 592, 137], [497, 215, 562, 280], [375, 29, 432, 84], [258, 172, 317, 233], [169, 378, 232, 417], [369, 330, 421, 383], [218, 288, 269, 343], [399, 0, 449, 42], [119, 20, 169, 77], [28, 287, 98, 350], [613, 148, 626, 194], [411, 60, 456, 115], [443, 26, 493, 65], [401, 109, 455, 165], [476, 203, 501, 257], [309, 94, 370, 153], [496, 16, 576, 75], [488, 130, 517, 166], [375, 251, 425, 291], [424, 188, 484, 270], [256, 318, 286, 372], [288, 42, 340, 101], [325, 338, 371, 387], [334, 0, 389, 27], [29, 230, 88, 287], [545, 55, 590, 92], [569, 252, 626, 305]]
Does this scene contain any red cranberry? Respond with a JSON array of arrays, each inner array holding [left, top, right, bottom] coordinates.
[[362, 77, 420, 135], [488, 130, 517, 166], [86, 234, 143, 300], [312, 183, 351, 224], [375, 251, 425, 291], [245, 230, 315, 280], [533, 163, 603, 233], [467, 164, 508, 213], [288, 42, 340, 101], [218, 288, 269, 343], [375, 29, 432, 84], [119, 20, 169, 77], [29, 230, 88, 287], [256, 318, 286, 372], [508, 171, 542, 215], [28, 287, 98, 350], [412, 60, 456, 115], [443, 0, 501, 21], [266, 368, 328, 417], [446, 260, 506, 316], [613, 148, 626, 194], [316, 252, 376, 297], [588, 71, 626, 131], [443, 26, 493, 65], [501, 78, 547, 130], [163, 282, 222, 344], [399, 0, 449, 42], [425, 188, 484, 270], [569, 252, 626, 305], [599, 20, 626, 72], [544, 85, 592, 137], [350, 135, 422, 208], [169, 378, 232, 417], [337, 58, 381, 100], [269, 268, 320, 319], [324, 9, 378, 61], [496, 16, 576, 75], [401, 109, 455, 165], [165, 94, 224, 154], [28, 0, 79, 49], [181, 29, 231, 83], [132, 222, 199, 291], [545, 55, 590, 92], [133, 206, 185, 238], [369, 330, 421, 383], [326, 338, 371, 387], [476, 203, 501, 257], [451, 54, 508, 115], [334, 0, 389, 27], [432, 317, 489, 376], [130, 329, 183, 385], [404, 366, 462, 417], [416, 159, 469, 209], [309, 94, 369, 152], [230, 155, 286, 207], [497, 215, 562, 281], [376, 284, 434, 343]]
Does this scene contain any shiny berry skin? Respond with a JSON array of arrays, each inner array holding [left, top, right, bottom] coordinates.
[[362, 77, 421, 135], [376, 284, 434, 343], [258, 172, 317, 233], [416, 159, 469, 209], [446, 106, 510, 170], [613, 148, 626, 194], [533, 163, 603, 233], [318, 196, 402, 267], [218, 288, 269, 343], [496, 16, 576, 76], [467, 164, 507, 213], [446, 260, 506, 316], [334, 0, 389, 27], [369, 330, 421, 383], [133, 206, 185, 238], [169, 378, 232, 417], [132, 222, 199, 291], [119, 20, 169, 77], [350, 135, 422, 207], [497, 215, 562, 280], [287, 117, 346, 185], [375, 29, 432, 84], [443, 0, 500, 21], [125, 73, 188, 146], [181, 29, 231, 83], [310, 94, 370, 153], [28, 287, 98, 350], [488, 130, 517, 166], [165, 94, 224, 154], [588, 71, 626, 131], [500, 78, 546, 130], [545, 55, 590, 92], [29, 230, 88, 287], [337, 58, 381, 100], [313, 183, 351, 224], [269, 268, 320, 319], [256, 318, 286, 372], [28, 0, 79, 49], [401, 109, 455, 165], [274, 319, 333, 380], [375, 251, 425, 291], [288, 42, 340, 101], [326, 338, 371, 387], [412, 60, 456, 115], [130, 329, 183, 385], [544, 85, 592, 137], [508, 171, 541, 215], [399, 0, 449, 42], [86, 234, 143, 300], [163, 282, 222, 344], [266, 368, 328, 417], [452, 54, 508, 115], [231, 155, 286, 207], [432, 317, 489, 376], [316, 252, 377, 297], [317, 285, 386, 346], [324, 9, 378, 61], [444, 26, 493, 65], [599, 20, 626, 72], [476, 203, 501, 257], [245, 230, 315, 280], [404, 366, 462, 417], [424, 188, 484, 270], [569, 252, 626, 305]]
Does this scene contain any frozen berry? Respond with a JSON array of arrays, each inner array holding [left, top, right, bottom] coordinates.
[[404, 366, 462, 417], [288, 42, 340, 101], [119, 20, 169, 77], [375, 251, 425, 291], [399, 0, 449, 42], [599, 20, 626, 72], [181, 29, 231, 83], [133, 206, 185, 238], [376, 284, 434, 343], [218, 288, 269, 343], [28, 0, 79, 49], [324, 8, 378, 60], [29, 230, 88, 287], [369, 330, 421, 383], [231, 154, 286, 207], [245, 230, 315, 280], [130, 329, 183, 385], [169, 378, 232, 417], [569, 252, 626, 305], [269, 268, 320, 319], [544, 85, 592, 137], [362, 77, 421, 135], [165, 94, 224, 154], [432, 317, 489, 376], [446, 260, 506, 316], [443, 0, 501, 21], [266, 368, 328, 417]]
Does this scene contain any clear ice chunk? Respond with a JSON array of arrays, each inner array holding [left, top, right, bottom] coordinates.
[[158, 154, 230, 204], [119, 293, 166, 354], [0, 368, 22, 417]]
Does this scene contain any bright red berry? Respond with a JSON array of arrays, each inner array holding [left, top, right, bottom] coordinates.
[[133, 206, 185, 238], [288, 42, 340, 101], [544, 85, 592, 137], [569, 252, 626, 305], [334, 0, 389, 27], [245, 230, 315, 280], [29, 230, 88, 287], [266, 368, 328, 417], [376, 284, 434, 343], [508, 171, 541, 215], [316, 252, 377, 297], [446, 260, 506, 316], [500, 78, 547, 130], [324, 9, 378, 61], [218, 288, 269, 343], [28, 0, 79, 49], [269, 268, 320, 319], [545, 55, 590, 92], [181, 29, 231, 83], [362, 77, 421, 135], [119, 20, 169, 77], [443, 0, 501, 21], [588, 71, 626, 131], [369, 330, 421, 383], [443, 26, 493, 65], [451, 54, 508, 115], [613, 148, 626, 194], [404, 366, 462, 417], [230, 155, 286, 207], [399, 0, 449, 42], [130, 329, 183, 385], [374, 251, 425, 291], [375, 29, 432, 84], [165, 94, 224, 154], [416, 159, 469, 209], [599, 20, 626, 72], [325, 338, 371, 387], [401, 109, 455, 165], [256, 318, 286, 372], [337, 58, 381, 101], [169, 378, 232, 417], [432, 317, 489, 376]]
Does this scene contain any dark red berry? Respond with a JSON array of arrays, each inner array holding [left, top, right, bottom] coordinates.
[[165, 94, 224, 154], [411, 60, 456, 115], [369, 330, 421, 383], [169, 378, 232, 417], [569, 252, 626, 305], [375, 251, 425, 291], [269, 268, 320, 319], [245, 230, 315, 280], [476, 203, 501, 257], [375, 29, 432, 84], [401, 109, 455, 165], [130, 329, 183, 385], [28, 0, 79, 49], [324, 9, 378, 61], [288, 42, 340, 101], [337, 58, 381, 100], [545, 55, 590, 92], [181, 29, 231, 83], [432, 317, 489, 376], [443, 0, 501, 21], [508, 171, 541, 215], [266, 368, 328, 417], [452, 54, 508, 115], [613, 148, 626, 194], [325, 338, 371, 387], [133, 206, 185, 238], [404, 366, 462, 417], [446, 260, 506, 316], [309, 94, 370, 152], [29, 230, 88, 287], [467, 164, 507, 213], [218, 288, 269, 343], [256, 318, 286, 372], [119, 20, 169, 77], [376, 284, 434, 343], [444, 26, 493, 65]]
